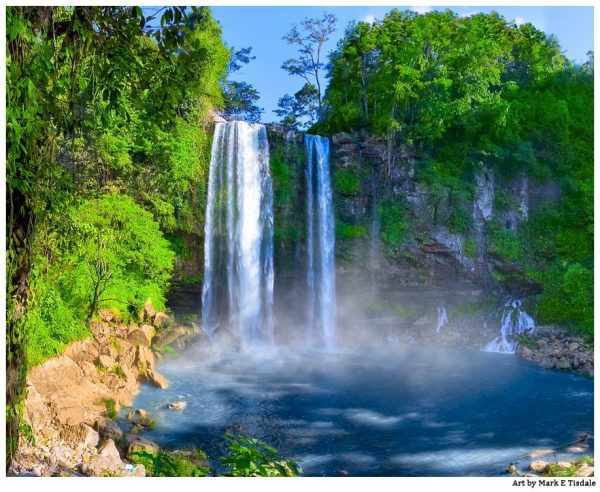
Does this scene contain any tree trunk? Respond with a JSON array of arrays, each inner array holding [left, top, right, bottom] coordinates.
[[6, 186, 33, 472]]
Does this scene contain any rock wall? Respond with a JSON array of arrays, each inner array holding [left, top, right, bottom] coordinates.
[[12, 304, 199, 476]]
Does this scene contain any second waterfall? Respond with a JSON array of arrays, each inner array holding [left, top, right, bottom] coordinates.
[[201, 121, 274, 348], [305, 135, 336, 349]]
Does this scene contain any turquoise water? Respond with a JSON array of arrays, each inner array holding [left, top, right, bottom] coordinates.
[[127, 344, 594, 476]]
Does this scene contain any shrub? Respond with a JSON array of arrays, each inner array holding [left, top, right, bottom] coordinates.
[[220, 433, 301, 477], [447, 208, 471, 234], [334, 168, 362, 196], [378, 197, 410, 249]]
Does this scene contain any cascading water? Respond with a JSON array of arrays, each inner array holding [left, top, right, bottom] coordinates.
[[305, 135, 336, 349], [435, 306, 448, 333], [201, 121, 274, 348], [484, 299, 535, 354]]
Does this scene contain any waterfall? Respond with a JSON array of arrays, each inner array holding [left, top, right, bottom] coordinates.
[[201, 121, 274, 348], [305, 135, 336, 349], [435, 306, 448, 333], [483, 299, 535, 354]]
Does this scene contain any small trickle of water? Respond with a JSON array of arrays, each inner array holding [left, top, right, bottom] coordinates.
[[484, 299, 535, 354], [305, 135, 336, 349], [435, 306, 448, 333], [201, 121, 274, 348]]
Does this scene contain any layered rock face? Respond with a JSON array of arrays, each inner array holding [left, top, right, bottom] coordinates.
[[12, 304, 198, 477]]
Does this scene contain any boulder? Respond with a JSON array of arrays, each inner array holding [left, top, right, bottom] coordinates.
[[167, 401, 187, 411], [574, 466, 594, 477], [556, 462, 574, 469], [127, 326, 153, 347], [97, 354, 115, 369], [567, 445, 589, 453], [127, 408, 153, 427], [126, 436, 160, 457], [81, 439, 124, 476], [61, 423, 100, 448], [530, 461, 550, 473], [153, 312, 171, 328], [146, 368, 170, 389], [143, 300, 156, 321], [96, 418, 123, 441]]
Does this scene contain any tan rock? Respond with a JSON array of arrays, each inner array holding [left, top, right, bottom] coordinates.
[[97, 354, 115, 369], [530, 461, 550, 473], [574, 466, 594, 477], [153, 312, 171, 328], [141, 324, 156, 343], [81, 439, 124, 476], [146, 368, 169, 389], [127, 326, 153, 347], [556, 461, 573, 469], [567, 445, 589, 453], [143, 300, 156, 322], [61, 423, 100, 448]]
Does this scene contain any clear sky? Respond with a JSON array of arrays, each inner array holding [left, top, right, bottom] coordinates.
[[211, 6, 594, 123]]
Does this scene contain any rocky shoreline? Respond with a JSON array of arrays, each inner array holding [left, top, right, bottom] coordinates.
[[516, 326, 594, 378], [9, 302, 199, 477]]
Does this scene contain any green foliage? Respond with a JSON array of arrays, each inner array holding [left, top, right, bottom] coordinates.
[[464, 239, 477, 259], [486, 220, 521, 262], [535, 263, 593, 341], [516, 335, 537, 350], [336, 222, 368, 240], [110, 364, 126, 380], [378, 197, 410, 250], [542, 457, 594, 478], [334, 168, 362, 196], [101, 398, 118, 419], [447, 208, 471, 234], [220, 433, 302, 477], [131, 450, 210, 477]]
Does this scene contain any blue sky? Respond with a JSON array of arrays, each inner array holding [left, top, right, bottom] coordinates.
[[211, 6, 594, 123]]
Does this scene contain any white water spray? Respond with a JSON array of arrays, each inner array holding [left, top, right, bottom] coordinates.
[[435, 306, 448, 333], [201, 121, 274, 348], [305, 135, 336, 349], [483, 299, 535, 354]]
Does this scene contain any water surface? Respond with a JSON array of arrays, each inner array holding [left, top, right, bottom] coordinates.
[[128, 344, 593, 476]]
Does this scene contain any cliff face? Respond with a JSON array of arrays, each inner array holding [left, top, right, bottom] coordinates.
[[265, 125, 565, 338]]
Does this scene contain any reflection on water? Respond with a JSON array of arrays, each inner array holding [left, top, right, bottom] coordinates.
[[127, 344, 593, 476]]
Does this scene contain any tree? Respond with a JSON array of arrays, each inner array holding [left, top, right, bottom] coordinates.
[[281, 12, 337, 120], [222, 47, 264, 123], [6, 5, 228, 469], [274, 84, 320, 130]]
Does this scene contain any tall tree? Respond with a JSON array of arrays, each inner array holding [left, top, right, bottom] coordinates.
[[281, 12, 337, 120], [5, 5, 227, 469]]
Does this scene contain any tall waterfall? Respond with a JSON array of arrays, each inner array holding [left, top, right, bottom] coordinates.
[[484, 299, 535, 354], [305, 135, 336, 349], [201, 121, 274, 347]]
